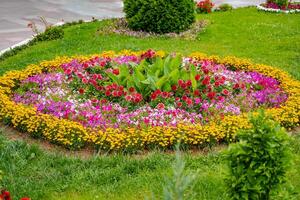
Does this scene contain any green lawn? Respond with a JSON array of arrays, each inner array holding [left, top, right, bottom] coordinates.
[[1, 132, 300, 200], [0, 8, 299, 79], [0, 7, 300, 200]]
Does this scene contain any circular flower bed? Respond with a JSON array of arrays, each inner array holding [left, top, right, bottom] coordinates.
[[257, 1, 300, 13], [0, 50, 299, 151]]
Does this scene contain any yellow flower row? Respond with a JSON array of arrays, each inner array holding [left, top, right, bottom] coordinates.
[[0, 50, 299, 150]]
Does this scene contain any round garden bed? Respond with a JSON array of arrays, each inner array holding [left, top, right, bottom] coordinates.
[[257, 1, 300, 13], [0, 50, 299, 151]]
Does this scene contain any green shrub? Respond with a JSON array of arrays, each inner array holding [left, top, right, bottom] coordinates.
[[31, 26, 64, 43], [225, 110, 291, 200], [218, 3, 233, 12], [123, 0, 195, 34]]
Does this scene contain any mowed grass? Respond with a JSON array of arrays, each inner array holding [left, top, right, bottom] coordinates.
[[0, 7, 300, 200], [1, 133, 300, 200], [0, 7, 299, 79]]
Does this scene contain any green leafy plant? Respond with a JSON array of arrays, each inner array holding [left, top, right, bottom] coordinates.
[[107, 55, 198, 98], [31, 26, 64, 42], [147, 147, 196, 200], [225, 110, 292, 200], [123, 0, 195, 34], [218, 3, 233, 12]]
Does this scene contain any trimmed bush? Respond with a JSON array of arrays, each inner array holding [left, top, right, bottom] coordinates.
[[218, 3, 233, 12], [225, 111, 291, 200], [123, 0, 195, 34]]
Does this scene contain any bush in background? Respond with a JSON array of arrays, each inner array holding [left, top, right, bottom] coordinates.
[[225, 111, 291, 200], [31, 26, 64, 43], [217, 3, 233, 12], [123, 0, 195, 34]]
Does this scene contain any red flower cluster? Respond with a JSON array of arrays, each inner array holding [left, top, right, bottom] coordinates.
[[196, 0, 214, 13], [104, 83, 125, 97], [150, 89, 172, 100], [0, 190, 30, 200], [112, 68, 119, 75], [177, 79, 192, 90], [125, 93, 143, 103], [141, 49, 156, 59]]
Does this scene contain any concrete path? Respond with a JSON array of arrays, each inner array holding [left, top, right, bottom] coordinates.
[[0, 0, 264, 51]]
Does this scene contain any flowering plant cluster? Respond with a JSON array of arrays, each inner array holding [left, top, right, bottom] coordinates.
[[0, 190, 30, 200], [258, 0, 300, 13], [196, 0, 214, 14], [0, 50, 299, 151]]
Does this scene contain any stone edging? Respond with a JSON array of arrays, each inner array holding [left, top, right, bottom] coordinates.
[[257, 5, 300, 13]]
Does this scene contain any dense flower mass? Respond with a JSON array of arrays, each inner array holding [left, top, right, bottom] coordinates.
[[196, 0, 214, 13], [0, 50, 299, 150], [258, 0, 300, 13]]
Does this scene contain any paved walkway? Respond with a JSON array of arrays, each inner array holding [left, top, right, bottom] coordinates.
[[0, 0, 264, 51]]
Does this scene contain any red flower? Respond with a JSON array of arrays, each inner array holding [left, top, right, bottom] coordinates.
[[112, 90, 118, 97], [162, 92, 169, 98], [202, 76, 210, 85], [150, 93, 157, 100], [178, 79, 184, 86], [176, 102, 182, 107], [182, 95, 187, 101], [125, 95, 132, 102], [171, 85, 177, 91], [1, 190, 11, 200], [113, 68, 119, 75], [214, 81, 220, 87], [105, 90, 111, 96], [185, 98, 193, 106], [202, 66, 209, 74], [91, 99, 98, 104], [207, 91, 216, 100], [100, 99, 107, 104], [156, 103, 165, 110], [118, 85, 124, 91], [83, 63, 89, 69], [78, 88, 85, 94], [193, 89, 200, 96], [154, 89, 161, 95], [222, 89, 229, 96], [65, 68, 72, 75], [134, 93, 143, 103], [99, 60, 106, 67], [92, 74, 98, 80], [240, 83, 246, 89], [89, 79, 97, 86], [186, 80, 192, 87], [82, 78, 88, 84], [175, 97, 180, 101], [129, 87, 135, 93], [220, 76, 226, 84], [180, 82, 187, 89], [141, 49, 156, 59], [233, 83, 239, 89], [111, 83, 118, 90], [117, 91, 123, 96], [20, 198, 31, 200], [218, 96, 225, 102], [195, 74, 201, 81]]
